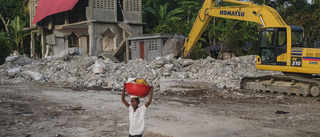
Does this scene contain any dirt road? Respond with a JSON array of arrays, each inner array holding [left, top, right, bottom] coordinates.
[[0, 83, 320, 137]]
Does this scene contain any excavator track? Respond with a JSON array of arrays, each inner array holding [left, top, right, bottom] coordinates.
[[240, 75, 320, 101], [252, 92, 320, 101]]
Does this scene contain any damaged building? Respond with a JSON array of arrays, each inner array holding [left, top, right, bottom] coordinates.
[[28, 0, 144, 62]]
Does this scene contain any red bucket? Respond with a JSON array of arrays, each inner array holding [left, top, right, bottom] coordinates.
[[125, 83, 151, 97]]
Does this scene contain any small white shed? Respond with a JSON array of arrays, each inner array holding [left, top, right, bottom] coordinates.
[[129, 34, 171, 61]]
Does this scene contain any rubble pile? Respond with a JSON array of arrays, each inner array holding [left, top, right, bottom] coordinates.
[[0, 53, 283, 91]]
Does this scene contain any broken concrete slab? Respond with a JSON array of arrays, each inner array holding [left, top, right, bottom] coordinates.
[[67, 47, 82, 55], [159, 78, 216, 92], [164, 64, 173, 70], [53, 50, 69, 60], [7, 67, 21, 77], [67, 77, 78, 83], [161, 37, 184, 57], [21, 71, 44, 81], [5, 55, 19, 62], [182, 59, 193, 67]]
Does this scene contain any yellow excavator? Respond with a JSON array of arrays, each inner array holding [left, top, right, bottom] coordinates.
[[183, 0, 320, 97]]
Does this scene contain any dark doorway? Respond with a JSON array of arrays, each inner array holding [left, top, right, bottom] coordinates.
[[117, 0, 124, 21]]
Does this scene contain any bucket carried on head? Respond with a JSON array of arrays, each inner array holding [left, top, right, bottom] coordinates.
[[125, 83, 151, 97]]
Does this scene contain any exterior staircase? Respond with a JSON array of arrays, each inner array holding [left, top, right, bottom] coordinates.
[[117, 22, 139, 36], [112, 22, 141, 58], [98, 51, 120, 63], [112, 38, 128, 57]]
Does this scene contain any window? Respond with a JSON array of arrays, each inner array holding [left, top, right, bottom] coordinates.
[[31, 1, 38, 21], [133, 42, 138, 51], [261, 49, 274, 62], [68, 33, 79, 47], [93, 0, 114, 9], [292, 31, 303, 47], [260, 29, 274, 62], [125, 0, 140, 11], [260, 30, 274, 48], [148, 41, 158, 50], [278, 29, 286, 47]]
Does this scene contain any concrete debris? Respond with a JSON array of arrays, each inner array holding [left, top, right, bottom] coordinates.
[[55, 50, 69, 60], [7, 67, 21, 77], [5, 54, 19, 62], [159, 78, 216, 92], [93, 60, 106, 74], [67, 47, 82, 55], [21, 71, 44, 81], [161, 36, 184, 57], [182, 59, 193, 67], [0, 54, 283, 91], [67, 77, 78, 84]]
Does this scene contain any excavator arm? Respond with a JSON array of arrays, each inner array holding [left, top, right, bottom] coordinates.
[[183, 0, 287, 58]]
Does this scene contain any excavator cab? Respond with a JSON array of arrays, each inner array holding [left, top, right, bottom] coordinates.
[[257, 26, 304, 66], [258, 27, 287, 65]]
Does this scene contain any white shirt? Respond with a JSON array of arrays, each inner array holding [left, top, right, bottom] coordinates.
[[129, 105, 146, 135]]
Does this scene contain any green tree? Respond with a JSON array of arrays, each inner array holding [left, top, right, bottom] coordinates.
[[0, 35, 11, 65], [178, 1, 201, 22], [0, 0, 29, 31], [144, 3, 184, 33], [225, 21, 258, 56], [190, 38, 209, 59], [0, 0, 30, 59], [314, 0, 320, 5], [151, 1, 203, 35], [142, 0, 180, 10], [280, 0, 320, 47], [7, 16, 29, 54]]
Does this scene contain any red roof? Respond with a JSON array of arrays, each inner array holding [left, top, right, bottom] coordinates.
[[32, 0, 79, 24]]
